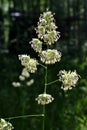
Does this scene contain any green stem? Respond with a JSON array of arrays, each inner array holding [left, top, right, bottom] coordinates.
[[42, 105, 45, 130], [4, 114, 44, 120], [39, 63, 46, 69], [44, 66, 47, 93], [45, 79, 59, 86], [42, 66, 47, 130]]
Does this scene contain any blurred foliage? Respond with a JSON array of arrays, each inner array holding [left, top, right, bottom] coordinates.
[[0, 0, 87, 130]]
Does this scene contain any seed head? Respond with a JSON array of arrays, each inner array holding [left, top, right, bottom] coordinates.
[[58, 70, 80, 91], [40, 49, 61, 64], [26, 58, 38, 73], [18, 55, 38, 73], [35, 93, 54, 105], [30, 38, 42, 53]]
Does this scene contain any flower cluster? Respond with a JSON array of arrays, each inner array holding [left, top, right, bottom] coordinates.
[[58, 70, 80, 91], [40, 49, 61, 64], [0, 118, 13, 130], [12, 82, 21, 87], [26, 58, 38, 73], [12, 68, 34, 88], [26, 79, 34, 86], [30, 38, 42, 53], [18, 55, 38, 73], [30, 11, 61, 66], [35, 93, 54, 105], [36, 11, 60, 45]]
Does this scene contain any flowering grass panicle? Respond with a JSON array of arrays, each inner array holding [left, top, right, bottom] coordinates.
[[10, 10, 80, 130], [35, 93, 54, 105], [40, 49, 61, 64], [17, 10, 80, 107], [58, 70, 80, 91], [0, 119, 13, 130]]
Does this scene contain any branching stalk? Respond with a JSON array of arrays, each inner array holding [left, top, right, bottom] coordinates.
[[39, 63, 46, 69], [4, 114, 44, 120], [45, 79, 59, 86]]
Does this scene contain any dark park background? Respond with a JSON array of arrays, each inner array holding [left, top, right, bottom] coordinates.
[[0, 0, 87, 130]]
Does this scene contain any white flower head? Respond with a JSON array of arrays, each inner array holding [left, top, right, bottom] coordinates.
[[40, 49, 61, 64], [58, 70, 80, 91], [0, 118, 14, 130], [18, 55, 30, 67], [26, 58, 38, 73], [40, 11, 54, 23], [18, 55, 38, 73], [36, 25, 45, 39], [30, 38, 42, 53], [43, 31, 60, 45], [35, 93, 54, 105], [12, 82, 21, 87], [36, 11, 60, 45]]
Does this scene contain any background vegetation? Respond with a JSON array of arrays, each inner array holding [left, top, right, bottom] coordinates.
[[0, 0, 87, 130]]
